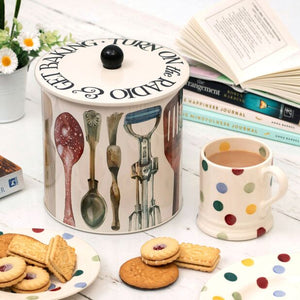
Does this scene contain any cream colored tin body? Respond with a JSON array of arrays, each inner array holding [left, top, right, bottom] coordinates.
[[35, 38, 189, 233]]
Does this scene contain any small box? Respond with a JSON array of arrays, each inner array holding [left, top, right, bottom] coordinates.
[[0, 155, 24, 198]]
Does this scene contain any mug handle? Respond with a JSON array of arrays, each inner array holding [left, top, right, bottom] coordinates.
[[260, 165, 288, 217]]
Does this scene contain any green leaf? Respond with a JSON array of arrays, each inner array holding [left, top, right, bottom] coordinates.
[[0, 0, 4, 30]]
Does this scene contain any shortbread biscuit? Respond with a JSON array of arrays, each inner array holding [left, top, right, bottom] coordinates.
[[176, 243, 220, 267], [11, 265, 51, 293], [7, 235, 48, 268], [119, 257, 179, 289], [46, 235, 76, 283], [0, 256, 26, 288], [0, 234, 16, 258], [175, 255, 220, 272], [141, 237, 180, 265]]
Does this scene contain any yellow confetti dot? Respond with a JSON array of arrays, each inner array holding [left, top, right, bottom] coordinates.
[[213, 297, 225, 300], [219, 141, 230, 152], [2, 56, 11, 67], [241, 258, 254, 266], [246, 204, 257, 214]]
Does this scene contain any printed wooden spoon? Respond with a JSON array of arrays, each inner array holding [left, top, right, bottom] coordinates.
[[54, 112, 84, 226]]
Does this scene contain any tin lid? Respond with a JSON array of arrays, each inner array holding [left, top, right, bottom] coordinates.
[[35, 38, 189, 107]]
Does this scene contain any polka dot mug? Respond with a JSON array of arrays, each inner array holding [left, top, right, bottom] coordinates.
[[197, 137, 288, 241]]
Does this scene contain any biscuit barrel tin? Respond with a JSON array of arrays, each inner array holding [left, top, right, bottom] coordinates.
[[35, 38, 189, 233]]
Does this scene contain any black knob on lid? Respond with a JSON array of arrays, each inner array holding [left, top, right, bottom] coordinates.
[[101, 45, 124, 69]]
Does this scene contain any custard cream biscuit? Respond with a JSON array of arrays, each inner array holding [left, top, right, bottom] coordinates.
[[175, 255, 220, 272], [11, 265, 51, 293], [7, 235, 48, 268], [0, 234, 16, 258], [46, 235, 76, 283], [0, 256, 26, 288], [141, 237, 180, 265], [176, 243, 220, 266], [119, 257, 179, 289]]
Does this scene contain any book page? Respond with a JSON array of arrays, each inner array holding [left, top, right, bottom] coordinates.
[[206, 0, 286, 69], [195, 0, 300, 83]]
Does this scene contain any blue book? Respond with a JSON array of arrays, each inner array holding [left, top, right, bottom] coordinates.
[[182, 105, 300, 147]]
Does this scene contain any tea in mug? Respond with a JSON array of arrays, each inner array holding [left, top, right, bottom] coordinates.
[[207, 150, 265, 168]]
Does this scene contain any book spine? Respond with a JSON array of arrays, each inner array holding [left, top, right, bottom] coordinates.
[[185, 77, 300, 125], [182, 105, 300, 147], [183, 90, 300, 134]]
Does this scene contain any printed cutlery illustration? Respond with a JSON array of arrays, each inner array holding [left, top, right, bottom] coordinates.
[[163, 93, 183, 214], [124, 106, 162, 231], [43, 93, 56, 213], [107, 112, 123, 231], [54, 112, 84, 226], [81, 110, 107, 228]]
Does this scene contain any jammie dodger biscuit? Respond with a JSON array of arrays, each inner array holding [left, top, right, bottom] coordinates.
[[119, 257, 179, 289], [140, 237, 180, 266], [11, 265, 51, 293], [0, 256, 26, 288]]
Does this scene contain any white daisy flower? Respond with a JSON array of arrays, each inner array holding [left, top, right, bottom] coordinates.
[[0, 48, 18, 74], [17, 32, 40, 52]]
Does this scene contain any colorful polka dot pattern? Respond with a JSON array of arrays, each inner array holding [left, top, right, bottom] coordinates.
[[201, 253, 293, 299], [201, 141, 268, 239]]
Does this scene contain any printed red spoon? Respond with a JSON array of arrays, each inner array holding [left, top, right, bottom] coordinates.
[[54, 112, 84, 226]]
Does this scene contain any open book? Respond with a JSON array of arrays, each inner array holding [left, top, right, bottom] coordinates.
[[176, 0, 300, 104]]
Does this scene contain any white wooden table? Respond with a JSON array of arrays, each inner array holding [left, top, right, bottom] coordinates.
[[0, 1, 299, 299]]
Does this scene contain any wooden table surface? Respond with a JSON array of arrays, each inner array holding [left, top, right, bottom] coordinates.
[[0, 0, 299, 299]]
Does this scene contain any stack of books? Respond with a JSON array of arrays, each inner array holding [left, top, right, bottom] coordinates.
[[177, 0, 300, 146]]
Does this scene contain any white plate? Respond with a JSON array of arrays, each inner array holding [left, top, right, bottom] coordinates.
[[0, 228, 100, 299], [200, 252, 300, 300]]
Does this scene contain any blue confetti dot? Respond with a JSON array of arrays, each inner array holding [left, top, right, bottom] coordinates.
[[62, 232, 74, 240], [75, 282, 87, 288], [216, 182, 228, 193], [273, 265, 285, 274], [273, 290, 286, 297]]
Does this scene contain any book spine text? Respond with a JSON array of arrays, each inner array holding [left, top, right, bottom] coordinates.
[[185, 77, 300, 125], [182, 105, 300, 147]]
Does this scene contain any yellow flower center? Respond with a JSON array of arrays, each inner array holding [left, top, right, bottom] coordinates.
[[2, 56, 11, 67], [24, 38, 34, 47]]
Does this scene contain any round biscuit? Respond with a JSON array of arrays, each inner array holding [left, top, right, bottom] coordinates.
[[12, 265, 50, 292], [119, 256, 179, 289], [0, 256, 27, 285], [141, 237, 179, 261]]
